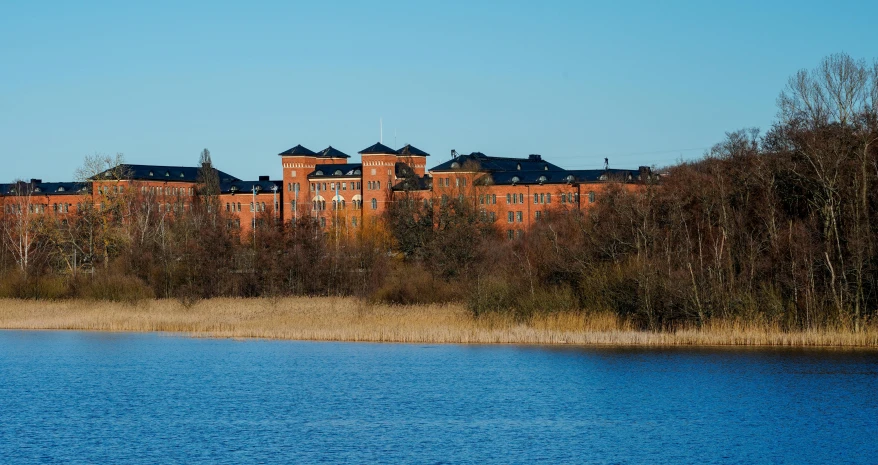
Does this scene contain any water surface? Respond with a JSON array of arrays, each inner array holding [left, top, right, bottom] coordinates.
[[1, 331, 876, 464]]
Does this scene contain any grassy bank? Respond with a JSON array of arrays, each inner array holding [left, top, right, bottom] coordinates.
[[1, 297, 877, 347]]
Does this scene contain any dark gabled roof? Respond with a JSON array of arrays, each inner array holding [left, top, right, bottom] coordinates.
[[429, 152, 565, 173], [479, 169, 642, 186], [93, 164, 240, 184], [316, 146, 351, 159], [219, 180, 282, 195], [565, 169, 641, 183], [308, 163, 363, 178], [0, 181, 89, 196], [396, 144, 430, 157], [278, 144, 316, 156], [392, 175, 432, 192], [358, 142, 397, 155]]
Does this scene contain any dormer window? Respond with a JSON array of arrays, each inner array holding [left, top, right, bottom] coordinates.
[[179, 173, 185, 178], [354, 169, 361, 175], [537, 175, 547, 184], [57, 186, 65, 192], [149, 171, 154, 176], [599, 174, 607, 181], [450, 162, 460, 169], [566, 175, 575, 183], [544, 165, 549, 171], [165, 171, 170, 177], [34, 187, 41, 192], [510, 176, 520, 185], [334, 170, 343, 176], [516, 163, 521, 171], [230, 186, 239, 193]]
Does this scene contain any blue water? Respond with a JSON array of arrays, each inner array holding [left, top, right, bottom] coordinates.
[[1, 332, 876, 464]]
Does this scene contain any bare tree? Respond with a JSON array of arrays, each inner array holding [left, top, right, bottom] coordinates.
[[1, 181, 43, 275]]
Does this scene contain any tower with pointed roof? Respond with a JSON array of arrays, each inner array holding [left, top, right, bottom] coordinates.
[[278, 144, 319, 219], [359, 142, 400, 221]]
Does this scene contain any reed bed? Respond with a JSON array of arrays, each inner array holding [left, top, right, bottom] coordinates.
[[0, 297, 876, 347]]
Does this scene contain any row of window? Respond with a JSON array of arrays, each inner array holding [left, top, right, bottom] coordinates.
[[3, 203, 76, 214], [225, 202, 276, 213], [507, 211, 524, 223], [138, 186, 194, 197], [367, 181, 381, 190], [479, 194, 498, 205], [309, 181, 362, 192], [506, 229, 525, 240], [311, 199, 377, 211], [435, 177, 468, 188]]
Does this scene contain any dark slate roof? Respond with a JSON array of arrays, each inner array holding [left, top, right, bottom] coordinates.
[[430, 152, 565, 173], [309, 163, 363, 178], [359, 142, 397, 155], [479, 169, 641, 186], [316, 146, 351, 159], [392, 175, 432, 192], [219, 180, 282, 195], [396, 144, 430, 157], [0, 181, 89, 196], [278, 144, 316, 156], [93, 164, 240, 183]]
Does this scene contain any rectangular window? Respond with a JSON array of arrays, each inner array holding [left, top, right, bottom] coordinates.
[[517, 229, 524, 239], [540, 193, 545, 204], [490, 212, 496, 222], [506, 194, 511, 204], [534, 194, 539, 204], [535, 211, 541, 220], [516, 211, 523, 222], [519, 193, 524, 204], [546, 193, 551, 204], [508, 211, 514, 223], [507, 230, 514, 240]]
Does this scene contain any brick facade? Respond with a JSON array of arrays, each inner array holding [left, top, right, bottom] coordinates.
[[1, 144, 651, 239]]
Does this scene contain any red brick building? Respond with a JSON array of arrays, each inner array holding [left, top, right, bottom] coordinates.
[[1, 143, 651, 239]]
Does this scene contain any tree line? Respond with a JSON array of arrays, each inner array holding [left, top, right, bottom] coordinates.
[[2, 53, 876, 330]]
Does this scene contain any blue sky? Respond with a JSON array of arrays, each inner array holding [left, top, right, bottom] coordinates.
[[1, 0, 876, 181]]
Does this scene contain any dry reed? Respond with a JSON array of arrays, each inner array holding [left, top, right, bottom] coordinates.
[[0, 297, 876, 347]]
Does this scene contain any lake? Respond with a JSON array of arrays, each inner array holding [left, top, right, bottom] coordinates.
[[1, 331, 876, 464]]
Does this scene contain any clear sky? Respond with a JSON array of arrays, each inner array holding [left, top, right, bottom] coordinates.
[[1, 0, 876, 182]]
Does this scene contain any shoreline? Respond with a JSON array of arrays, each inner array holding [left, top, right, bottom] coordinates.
[[1, 297, 876, 348]]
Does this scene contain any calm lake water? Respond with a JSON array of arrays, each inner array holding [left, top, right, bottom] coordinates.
[[1, 332, 876, 464]]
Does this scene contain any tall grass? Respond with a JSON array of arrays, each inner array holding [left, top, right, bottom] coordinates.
[[1, 297, 876, 347]]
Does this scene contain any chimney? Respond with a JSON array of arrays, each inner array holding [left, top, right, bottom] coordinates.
[[258, 175, 270, 181], [638, 166, 651, 181], [30, 179, 42, 184], [528, 154, 542, 161]]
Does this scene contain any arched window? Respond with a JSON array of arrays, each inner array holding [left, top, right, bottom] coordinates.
[[371, 198, 377, 210], [588, 191, 596, 203]]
